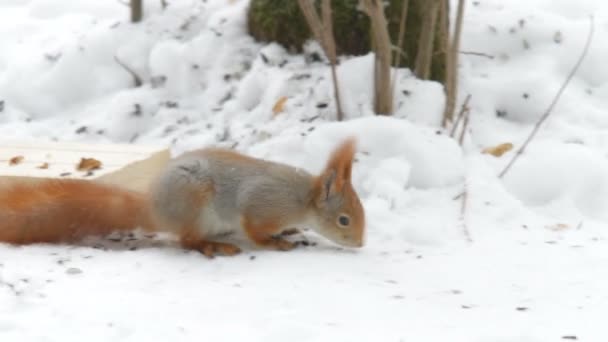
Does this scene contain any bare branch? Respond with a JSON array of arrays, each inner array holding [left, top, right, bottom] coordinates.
[[299, 1, 324, 49], [321, 0, 334, 62], [393, 0, 410, 69], [442, 0, 466, 127], [361, 0, 393, 115], [458, 100, 470, 146], [130, 0, 143, 23], [459, 50, 495, 59], [414, 0, 440, 79], [459, 182, 473, 243], [390, 0, 410, 107], [449, 94, 471, 138], [298, 0, 344, 121], [498, 16, 594, 178]]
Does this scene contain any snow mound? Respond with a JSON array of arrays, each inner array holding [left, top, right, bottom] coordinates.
[[248, 116, 464, 190], [503, 141, 608, 221]]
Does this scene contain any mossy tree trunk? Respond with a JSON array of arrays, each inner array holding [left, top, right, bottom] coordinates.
[[247, 0, 448, 84]]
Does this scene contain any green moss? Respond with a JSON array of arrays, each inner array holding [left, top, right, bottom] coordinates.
[[247, 0, 447, 83], [247, 0, 369, 55]]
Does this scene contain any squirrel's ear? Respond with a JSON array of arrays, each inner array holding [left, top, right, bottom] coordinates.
[[319, 169, 337, 201], [323, 138, 356, 192]]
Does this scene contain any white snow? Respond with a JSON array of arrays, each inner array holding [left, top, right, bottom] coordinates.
[[1, 0, 608, 341]]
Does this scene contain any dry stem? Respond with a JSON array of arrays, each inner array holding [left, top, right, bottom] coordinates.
[[442, 0, 466, 127], [459, 180, 473, 243], [114, 56, 143, 87], [392, 0, 410, 69], [390, 0, 410, 100], [449, 94, 471, 138], [457, 100, 470, 146], [361, 0, 394, 115], [298, 0, 344, 121], [459, 50, 495, 59], [414, 0, 440, 79], [498, 16, 594, 178], [130, 0, 143, 23]]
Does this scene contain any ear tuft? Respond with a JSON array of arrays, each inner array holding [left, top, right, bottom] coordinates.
[[323, 169, 336, 200], [323, 137, 357, 191]]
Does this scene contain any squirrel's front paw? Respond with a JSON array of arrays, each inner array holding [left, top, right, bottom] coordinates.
[[197, 241, 242, 258], [270, 237, 296, 251]]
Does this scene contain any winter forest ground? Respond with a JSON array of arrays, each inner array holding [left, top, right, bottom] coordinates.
[[1, 0, 608, 341]]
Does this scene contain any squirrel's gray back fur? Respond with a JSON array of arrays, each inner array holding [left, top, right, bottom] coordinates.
[[149, 148, 315, 237]]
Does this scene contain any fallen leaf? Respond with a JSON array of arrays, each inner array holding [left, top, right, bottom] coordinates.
[[37, 162, 49, 169], [482, 143, 513, 157], [76, 158, 102, 172], [546, 223, 570, 231], [9, 156, 24, 166], [272, 96, 288, 117]]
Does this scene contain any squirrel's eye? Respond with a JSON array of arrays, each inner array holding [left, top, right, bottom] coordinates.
[[338, 215, 350, 227]]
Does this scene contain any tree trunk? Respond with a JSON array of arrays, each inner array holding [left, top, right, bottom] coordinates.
[[131, 0, 143, 23]]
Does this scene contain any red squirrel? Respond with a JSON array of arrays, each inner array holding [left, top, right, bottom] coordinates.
[[0, 138, 365, 257]]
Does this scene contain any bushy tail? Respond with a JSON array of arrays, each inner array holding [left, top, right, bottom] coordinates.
[[0, 178, 154, 244]]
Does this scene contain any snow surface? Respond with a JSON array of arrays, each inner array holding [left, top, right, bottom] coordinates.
[[1, 0, 608, 341]]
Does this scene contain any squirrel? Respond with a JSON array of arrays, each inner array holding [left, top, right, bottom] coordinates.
[[0, 138, 365, 257]]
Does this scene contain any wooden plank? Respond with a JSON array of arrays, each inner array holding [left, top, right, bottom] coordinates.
[[0, 141, 171, 192]]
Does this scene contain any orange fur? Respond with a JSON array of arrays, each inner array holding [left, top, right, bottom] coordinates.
[[179, 227, 241, 257], [0, 178, 153, 244], [0, 138, 365, 255], [241, 216, 295, 251], [326, 138, 356, 191], [313, 137, 357, 198], [164, 185, 242, 257]]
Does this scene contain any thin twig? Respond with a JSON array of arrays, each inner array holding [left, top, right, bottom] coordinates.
[[114, 56, 143, 87], [449, 94, 471, 138], [498, 16, 594, 178], [460, 181, 473, 243], [390, 0, 410, 100], [458, 102, 470, 146], [459, 50, 495, 59]]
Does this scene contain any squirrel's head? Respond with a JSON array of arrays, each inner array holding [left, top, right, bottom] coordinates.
[[312, 138, 365, 248]]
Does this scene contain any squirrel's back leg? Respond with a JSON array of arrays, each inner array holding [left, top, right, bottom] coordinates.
[[241, 217, 295, 251], [149, 160, 241, 257], [179, 227, 241, 258]]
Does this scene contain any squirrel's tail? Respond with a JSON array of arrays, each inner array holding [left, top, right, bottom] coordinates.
[[0, 178, 154, 244]]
